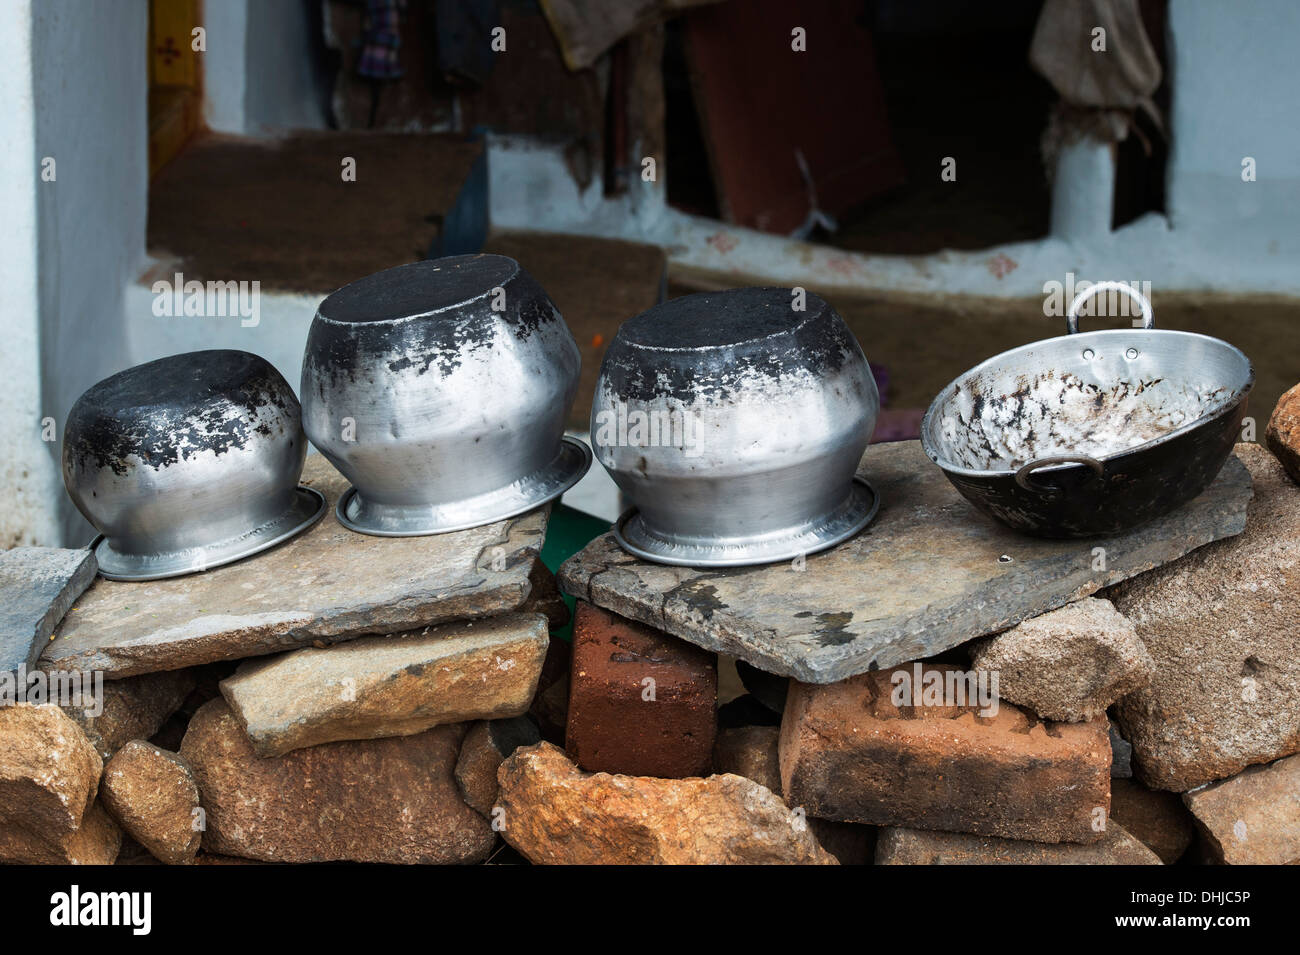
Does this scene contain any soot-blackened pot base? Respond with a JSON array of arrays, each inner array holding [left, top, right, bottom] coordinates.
[[601, 287, 862, 404], [65, 350, 299, 477], [308, 255, 557, 386]]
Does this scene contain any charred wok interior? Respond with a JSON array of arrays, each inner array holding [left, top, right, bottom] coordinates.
[[925, 330, 1253, 470], [922, 289, 1255, 537]]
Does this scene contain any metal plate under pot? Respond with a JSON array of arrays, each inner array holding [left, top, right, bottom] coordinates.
[[613, 475, 879, 568], [93, 485, 326, 581], [334, 436, 591, 536]]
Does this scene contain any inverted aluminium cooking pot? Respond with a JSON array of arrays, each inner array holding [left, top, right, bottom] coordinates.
[[301, 254, 589, 536], [63, 350, 326, 581], [593, 287, 880, 567], [921, 282, 1254, 537]]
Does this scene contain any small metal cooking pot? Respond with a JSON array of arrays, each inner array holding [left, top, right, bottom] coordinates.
[[301, 254, 589, 536], [593, 287, 880, 567], [63, 350, 325, 581], [921, 283, 1254, 537]]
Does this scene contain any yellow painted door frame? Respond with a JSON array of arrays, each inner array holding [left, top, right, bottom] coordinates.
[[148, 0, 203, 176]]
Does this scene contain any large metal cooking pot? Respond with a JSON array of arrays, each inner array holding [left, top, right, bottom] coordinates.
[[593, 287, 880, 567], [301, 254, 589, 536], [63, 350, 325, 581], [921, 282, 1254, 537]]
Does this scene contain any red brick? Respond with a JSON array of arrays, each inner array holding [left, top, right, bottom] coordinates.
[[565, 601, 716, 777], [779, 663, 1111, 843]]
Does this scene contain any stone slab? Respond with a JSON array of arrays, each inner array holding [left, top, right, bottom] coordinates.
[[220, 613, 550, 756], [40, 455, 549, 679], [0, 547, 97, 673], [559, 441, 1252, 683]]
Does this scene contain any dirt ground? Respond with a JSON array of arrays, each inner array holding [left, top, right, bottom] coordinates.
[[148, 132, 483, 293]]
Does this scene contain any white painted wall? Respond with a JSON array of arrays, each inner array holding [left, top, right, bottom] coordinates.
[[124, 276, 319, 397], [30, 0, 150, 546], [0, 0, 62, 547], [203, 0, 248, 133], [204, 0, 328, 134], [1166, 0, 1300, 255], [244, 0, 328, 132], [1050, 138, 1116, 242]]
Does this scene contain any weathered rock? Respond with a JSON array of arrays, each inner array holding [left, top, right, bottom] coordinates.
[[1110, 777, 1195, 864], [0, 703, 101, 838], [566, 601, 716, 778], [1110, 444, 1300, 790], [1265, 382, 1300, 484], [520, 560, 570, 630], [714, 725, 782, 794], [62, 668, 196, 761], [100, 741, 201, 865], [780, 664, 1111, 843], [713, 724, 874, 863], [0, 801, 121, 865], [559, 442, 1252, 683], [876, 822, 1160, 865], [0, 703, 118, 864], [0, 546, 97, 673], [42, 455, 549, 678], [717, 655, 746, 705], [1183, 753, 1300, 864], [969, 598, 1153, 722], [180, 699, 493, 864], [455, 716, 542, 816], [220, 614, 549, 756], [496, 742, 835, 864]]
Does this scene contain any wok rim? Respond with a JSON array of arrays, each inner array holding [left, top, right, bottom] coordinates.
[[920, 328, 1256, 479]]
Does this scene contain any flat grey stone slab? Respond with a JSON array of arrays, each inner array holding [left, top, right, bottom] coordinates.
[[0, 547, 98, 672], [41, 455, 549, 679], [559, 441, 1253, 684]]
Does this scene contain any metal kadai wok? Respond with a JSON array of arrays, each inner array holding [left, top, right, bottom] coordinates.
[[920, 282, 1254, 537]]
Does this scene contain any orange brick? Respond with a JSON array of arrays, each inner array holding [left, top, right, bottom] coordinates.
[[565, 602, 716, 778], [779, 663, 1111, 843]]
